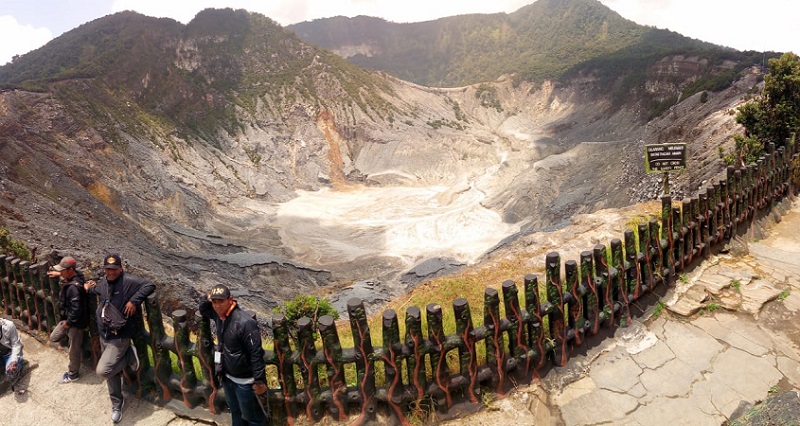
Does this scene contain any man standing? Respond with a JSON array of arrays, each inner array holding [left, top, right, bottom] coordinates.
[[47, 256, 89, 384], [84, 254, 155, 423], [199, 284, 270, 426], [0, 317, 23, 386]]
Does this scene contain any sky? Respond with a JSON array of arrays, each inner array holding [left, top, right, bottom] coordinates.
[[1, 0, 798, 66]]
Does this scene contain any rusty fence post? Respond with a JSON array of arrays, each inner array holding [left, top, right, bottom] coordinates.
[[483, 287, 507, 396], [426, 302, 452, 411], [195, 310, 221, 414], [348, 298, 376, 424], [319, 314, 348, 421], [297, 317, 323, 421], [404, 306, 427, 407]]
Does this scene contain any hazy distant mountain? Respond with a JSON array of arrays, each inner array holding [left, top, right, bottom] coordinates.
[[289, 0, 748, 88]]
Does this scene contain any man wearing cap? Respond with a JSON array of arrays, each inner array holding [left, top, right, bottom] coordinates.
[[199, 284, 269, 425], [47, 256, 89, 384], [84, 254, 155, 423]]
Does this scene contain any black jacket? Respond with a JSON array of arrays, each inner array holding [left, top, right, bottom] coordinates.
[[59, 273, 89, 329], [199, 299, 266, 383], [88, 271, 156, 340]]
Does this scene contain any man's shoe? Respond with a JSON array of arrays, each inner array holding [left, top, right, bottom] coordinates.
[[129, 345, 140, 371], [111, 400, 124, 423], [57, 372, 78, 384]]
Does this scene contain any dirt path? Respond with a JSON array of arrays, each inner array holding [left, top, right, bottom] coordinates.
[[0, 332, 218, 426]]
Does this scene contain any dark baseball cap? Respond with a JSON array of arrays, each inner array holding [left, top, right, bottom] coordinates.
[[103, 254, 122, 269], [209, 284, 231, 300], [53, 256, 76, 271]]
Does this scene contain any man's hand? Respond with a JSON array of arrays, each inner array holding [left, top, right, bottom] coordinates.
[[61, 320, 69, 329], [7, 361, 18, 374], [84, 280, 96, 291], [47, 270, 61, 279], [124, 301, 137, 316], [253, 382, 268, 395]]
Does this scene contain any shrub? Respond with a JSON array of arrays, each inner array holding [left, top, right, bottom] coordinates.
[[0, 227, 31, 260], [275, 295, 339, 327]]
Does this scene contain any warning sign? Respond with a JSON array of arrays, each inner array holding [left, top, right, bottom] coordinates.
[[645, 144, 687, 173]]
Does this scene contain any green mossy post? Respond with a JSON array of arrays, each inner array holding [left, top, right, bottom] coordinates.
[[708, 183, 720, 244], [10, 258, 22, 318], [273, 314, 298, 425], [624, 229, 641, 299], [681, 199, 693, 266], [20, 261, 40, 331], [734, 168, 743, 226], [27, 262, 46, 333], [18, 260, 35, 328], [648, 220, 664, 286], [36, 261, 57, 333], [319, 314, 347, 421], [145, 292, 172, 401], [545, 252, 568, 366], [610, 239, 630, 327], [11, 258, 24, 318], [580, 251, 600, 336], [297, 317, 323, 421], [502, 280, 531, 378], [672, 206, 683, 273], [524, 274, 546, 371], [699, 191, 710, 258], [172, 309, 200, 407], [195, 310, 220, 414], [347, 298, 376, 424], [565, 260, 584, 347], [453, 297, 479, 403], [0, 255, 9, 316], [593, 244, 613, 327], [426, 302, 452, 410], [690, 197, 701, 259], [404, 306, 427, 404], [638, 224, 653, 292], [484, 287, 507, 396], [660, 196, 675, 279]]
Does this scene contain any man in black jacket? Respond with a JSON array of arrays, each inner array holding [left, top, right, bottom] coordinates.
[[84, 254, 155, 424], [47, 256, 89, 384], [199, 284, 269, 426]]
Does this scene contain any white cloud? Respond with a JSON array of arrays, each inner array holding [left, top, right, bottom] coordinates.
[[0, 15, 52, 66]]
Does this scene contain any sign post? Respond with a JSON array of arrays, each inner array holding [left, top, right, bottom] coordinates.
[[645, 143, 687, 195]]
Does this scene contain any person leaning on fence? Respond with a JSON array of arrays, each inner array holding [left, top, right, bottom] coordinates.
[[84, 254, 155, 424], [47, 256, 90, 384], [0, 317, 24, 386], [199, 284, 270, 426]]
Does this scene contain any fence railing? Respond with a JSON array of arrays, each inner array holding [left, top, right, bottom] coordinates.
[[1, 142, 798, 425]]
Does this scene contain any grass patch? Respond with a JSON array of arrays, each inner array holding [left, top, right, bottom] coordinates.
[[730, 279, 741, 290], [651, 301, 665, 318], [778, 289, 790, 302]]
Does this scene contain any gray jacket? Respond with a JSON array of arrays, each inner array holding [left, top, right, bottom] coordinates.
[[0, 318, 23, 361]]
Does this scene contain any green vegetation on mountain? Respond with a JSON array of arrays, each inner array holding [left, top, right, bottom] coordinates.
[[290, 0, 744, 88], [724, 52, 800, 165], [0, 9, 396, 145]]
